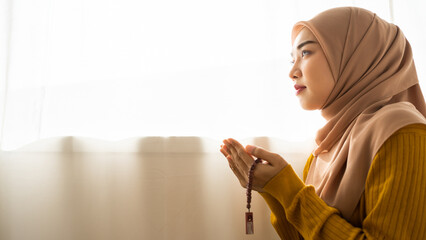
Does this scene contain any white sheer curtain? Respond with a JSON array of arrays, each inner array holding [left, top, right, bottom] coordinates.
[[2, 0, 424, 151], [1, 1, 426, 239]]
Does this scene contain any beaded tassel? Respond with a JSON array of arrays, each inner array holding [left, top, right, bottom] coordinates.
[[245, 158, 261, 234]]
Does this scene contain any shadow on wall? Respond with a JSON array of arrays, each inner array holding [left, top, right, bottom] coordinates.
[[0, 136, 284, 240]]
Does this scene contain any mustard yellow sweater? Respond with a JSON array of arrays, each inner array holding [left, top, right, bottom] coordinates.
[[260, 124, 426, 239]]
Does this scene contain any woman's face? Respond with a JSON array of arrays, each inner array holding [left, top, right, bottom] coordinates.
[[289, 28, 334, 110]]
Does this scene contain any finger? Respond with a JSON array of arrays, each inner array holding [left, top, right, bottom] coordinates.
[[225, 141, 249, 170], [227, 155, 248, 187], [245, 145, 283, 166], [224, 140, 253, 183], [227, 138, 253, 168], [220, 147, 228, 158], [220, 144, 230, 156], [223, 139, 238, 158]]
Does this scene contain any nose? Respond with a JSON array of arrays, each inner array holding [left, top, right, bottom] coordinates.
[[289, 65, 302, 80]]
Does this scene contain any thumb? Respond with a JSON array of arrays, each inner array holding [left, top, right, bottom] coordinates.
[[245, 145, 283, 166]]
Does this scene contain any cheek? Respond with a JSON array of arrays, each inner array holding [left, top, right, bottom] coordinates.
[[304, 64, 323, 87], [317, 76, 334, 104], [312, 58, 334, 93], [302, 58, 323, 78], [306, 66, 334, 103]]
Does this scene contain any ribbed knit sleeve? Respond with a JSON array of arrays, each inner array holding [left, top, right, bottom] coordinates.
[[259, 192, 302, 239], [260, 124, 426, 239]]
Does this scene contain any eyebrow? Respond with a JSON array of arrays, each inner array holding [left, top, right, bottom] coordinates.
[[297, 40, 317, 49], [290, 40, 318, 57]]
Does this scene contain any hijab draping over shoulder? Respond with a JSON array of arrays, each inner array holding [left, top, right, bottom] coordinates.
[[291, 7, 426, 220]]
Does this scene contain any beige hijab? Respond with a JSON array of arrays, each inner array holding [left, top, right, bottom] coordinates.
[[292, 7, 426, 220]]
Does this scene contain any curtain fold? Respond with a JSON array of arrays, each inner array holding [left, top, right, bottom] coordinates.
[[0, 136, 311, 240]]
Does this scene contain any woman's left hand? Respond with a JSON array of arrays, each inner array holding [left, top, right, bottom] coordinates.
[[220, 138, 288, 192]]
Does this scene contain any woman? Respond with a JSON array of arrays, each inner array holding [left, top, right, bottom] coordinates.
[[220, 7, 426, 239]]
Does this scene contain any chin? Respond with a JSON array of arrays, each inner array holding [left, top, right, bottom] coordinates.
[[299, 101, 319, 111], [301, 106, 317, 111]]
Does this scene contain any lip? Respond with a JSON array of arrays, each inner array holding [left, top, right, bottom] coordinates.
[[294, 84, 306, 95]]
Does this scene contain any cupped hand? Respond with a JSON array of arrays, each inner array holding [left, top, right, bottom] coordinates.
[[220, 138, 288, 192]]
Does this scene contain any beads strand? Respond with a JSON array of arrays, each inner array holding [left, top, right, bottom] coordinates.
[[246, 158, 262, 211]]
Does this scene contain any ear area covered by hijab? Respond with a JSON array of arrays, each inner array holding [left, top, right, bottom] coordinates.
[[292, 7, 426, 220]]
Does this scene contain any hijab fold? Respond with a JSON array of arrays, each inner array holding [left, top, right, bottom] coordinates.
[[292, 7, 426, 220]]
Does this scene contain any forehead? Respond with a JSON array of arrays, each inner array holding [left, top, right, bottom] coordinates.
[[292, 28, 317, 49]]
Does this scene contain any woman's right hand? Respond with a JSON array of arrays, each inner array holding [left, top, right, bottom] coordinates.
[[220, 138, 288, 192]]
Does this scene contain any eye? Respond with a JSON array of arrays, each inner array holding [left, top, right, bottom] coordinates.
[[302, 50, 311, 57], [290, 59, 295, 65]]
